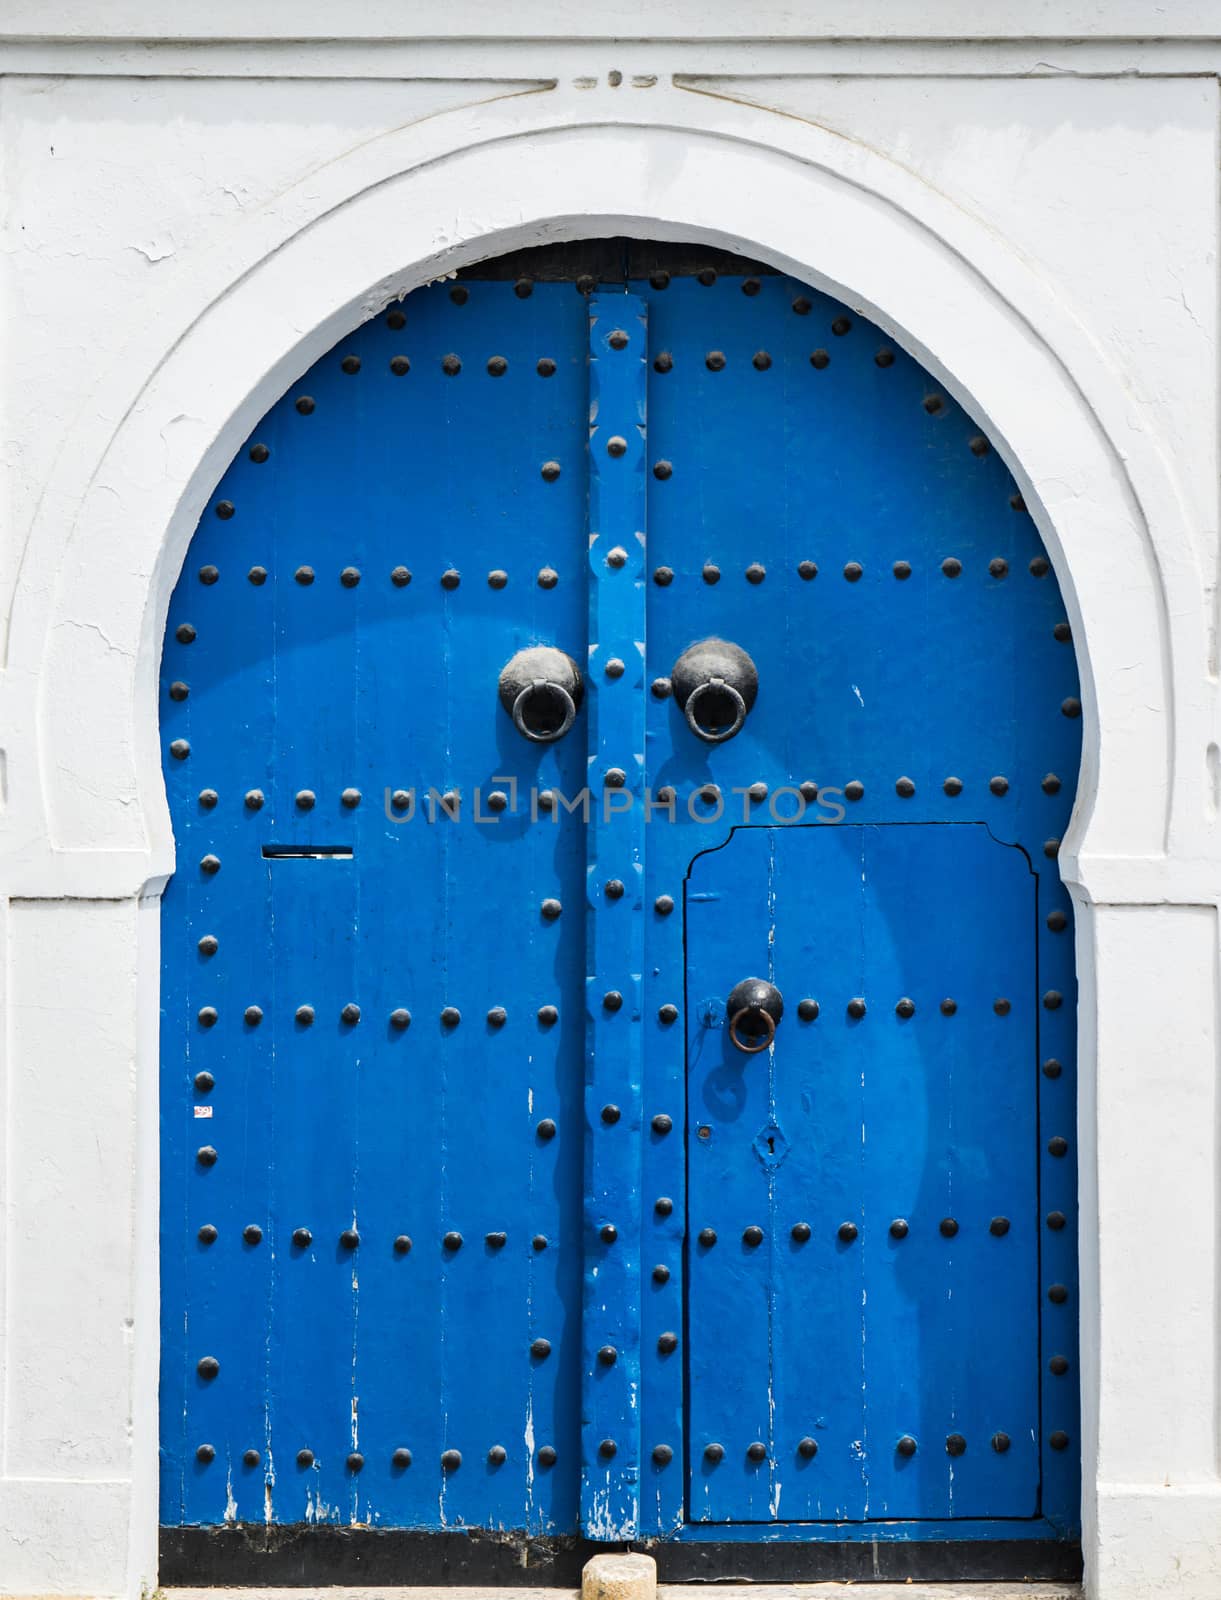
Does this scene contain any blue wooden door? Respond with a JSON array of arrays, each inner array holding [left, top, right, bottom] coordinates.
[[160, 247, 1080, 1565]]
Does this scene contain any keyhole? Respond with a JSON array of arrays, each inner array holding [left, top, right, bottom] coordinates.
[[767, 1136, 775, 1154]]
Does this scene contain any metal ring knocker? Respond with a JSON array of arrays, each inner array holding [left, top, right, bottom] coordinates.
[[499, 646, 584, 744], [683, 676, 747, 744], [671, 638, 759, 745], [726, 977, 784, 1054], [729, 1005, 776, 1054], [511, 680, 577, 744]]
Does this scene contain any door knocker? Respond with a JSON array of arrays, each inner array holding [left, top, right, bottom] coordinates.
[[727, 977, 784, 1054]]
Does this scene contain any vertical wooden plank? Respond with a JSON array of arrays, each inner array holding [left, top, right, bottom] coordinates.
[[581, 294, 647, 1537]]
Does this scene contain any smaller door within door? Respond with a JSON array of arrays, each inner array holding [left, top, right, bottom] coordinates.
[[684, 822, 1039, 1524]]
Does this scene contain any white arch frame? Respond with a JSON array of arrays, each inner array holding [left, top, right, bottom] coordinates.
[[3, 91, 1213, 1600]]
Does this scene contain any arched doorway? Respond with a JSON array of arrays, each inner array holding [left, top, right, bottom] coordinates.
[[158, 240, 1080, 1582]]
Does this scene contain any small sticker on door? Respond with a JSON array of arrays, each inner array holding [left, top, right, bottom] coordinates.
[[193, 1105, 213, 1119]]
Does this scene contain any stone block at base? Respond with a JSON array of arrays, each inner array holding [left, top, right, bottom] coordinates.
[[582, 1552, 658, 1600]]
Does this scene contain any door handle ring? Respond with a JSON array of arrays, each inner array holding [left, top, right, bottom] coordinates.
[[511, 680, 577, 743], [729, 1005, 776, 1054], [683, 677, 747, 744]]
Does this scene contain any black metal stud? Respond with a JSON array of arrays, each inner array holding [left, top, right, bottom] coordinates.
[[990, 775, 1010, 795], [797, 999, 819, 1020], [896, 776, 915, 797], [538, 1446, 557, 1467], [1054, 620, 1072, 642], [195, 1071, 214, 1092], [241, 1223, 262, 1245], [698, 1227, 717, 1247], [392, 1446, 413, 1468], [1048, 1135, 1069, 1156], [992, 1432, 1010, 1453], [1048, 909, 1068, 932], [940, 998, 958, 1015], [443, 1231, 463, 1252], [243, 1005, 262, 1026], [653, 1443, 674, 1465], [798, 559, 818, 580], [752, 352, 772, 372], [743, 1225, 764, 1246], [1043, 1058, 1063, 1078], [536, 1118, 557, 1142], [1050, 1430, 1070, 1451], [295, 789, 315, 810], [747, 1441, 767, 1462], [248, 566, 267, 585], [599, 1439, 617, 1459], [654, 460, 673, 480], [197, 1005, 217, 1028], [749, 782, 769, 802], [390, 1008, 411, 1029], [197, 1355, 220, 1379], [653, 1263, 670, 1283], [897, 1435, 918, 1457], [923, 395, 945, 415], [704, 1442, 725, 1462], [655, 894, 675, 915], [197, 1443, 215, 1463], [441, 568, 461, 589], [538, 1005, 558, 1026], [243, 1448, 261, 1466], [990, 1217, 1011, 1236], [394, 1235, 412, 1254], [296, 1448, 314, 1467], [990, 557, 1009, 578], [654, 1196, 673, 1216], [294, 566, 314, 586], [597, 1345, 617, 1366], [798, 1437, 819, 1459], [292, 1227, 312, 1247], [946, 1433, 967, 1456], [843, 561, 863, 582], [600, 1223, 618, 1243], [705, 351, 726, 371], [487, 356, 508, 377], [489, 1445, 507, 1464], [896, 997, 916, 1018], [601, 1104, 620, 1124], [657, 1002, 679, 1026], [441, 1006, 460, 1027], [197, 1145, 218, 1167], [534, 1235, 548, 1252], [654, 353, 673, 373], [994, 997, 1011, 1015], [250, 443, 270, 463], [652, 1112, 673, 1135], [940, 1217, 959, 1237], [531, 1338, 551, 1360], [845, 780, 864, 801], [198, 1224, 218, 1244], [810, 349, 830, 369], [295, 1004, 314, 1026], [347, 1452, 364, 1472], [1062, 697, 1082, 719], [876, 348, 895, 367], [1030, 555, 1051, 576], [1044, 990, 1063, 1011], [341, 1003, 361, 1025], [390, 355, 410, 376], [441, 1448, 462, 1470], [1050, 1355, 1069, 1375], [391, 565, 411, 586], [485, 1231, 507, 1250], [944, 776, 963, 795], [1048, 1283, 1069, 1303], [1044, 838, 1060, 859], [176, 623, 197, 644], [838, 1221, 859, 1243], [702, 563, 720, 584], [890, 1219, 909, 1239], [169, 739, 190, 761], [199, 564, 221, 586], [791, 1221, 811, 1242], [537, 357, 556, 377], [340, 1229, 359, 1249], [847, 997, 867, 1018], [1047, 1212, 1067, 1231]]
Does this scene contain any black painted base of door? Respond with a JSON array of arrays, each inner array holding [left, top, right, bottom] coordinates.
[[160, 1526, 1083, 1586]]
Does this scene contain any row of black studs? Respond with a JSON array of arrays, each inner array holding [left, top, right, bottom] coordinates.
[[191, 1429, 1071, 1472], [186, 556, 1064, 587], [192, 1442, 565, 1471], [187, 991, 1067, 1030]]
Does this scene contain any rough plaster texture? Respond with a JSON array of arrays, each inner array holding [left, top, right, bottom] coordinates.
[[0, 7, 1217, 1600]]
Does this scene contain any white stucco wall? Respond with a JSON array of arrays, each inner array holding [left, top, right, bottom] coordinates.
[[0, 6, 1217, 1598]]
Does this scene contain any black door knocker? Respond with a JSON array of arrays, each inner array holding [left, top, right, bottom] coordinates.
[[671, 638, 758, 743], [498, 646, 584, 742], [727, 977, 784, 1054]]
